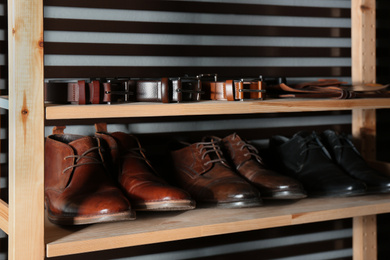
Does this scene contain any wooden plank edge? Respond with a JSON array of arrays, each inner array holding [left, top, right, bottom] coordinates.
[[45, 98, 390, 120], [46, 197, 390, 258], [292, 201, 390, 224], [46, 215, 291, 257], [0, 199, 8, 234]]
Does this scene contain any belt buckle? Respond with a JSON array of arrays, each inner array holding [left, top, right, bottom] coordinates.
[[195, 74, 218, 100], [103, 78, 135, 104], [173, 75, 207, 102], [196, 73, 218, 82], [235, 77, 266, 101]]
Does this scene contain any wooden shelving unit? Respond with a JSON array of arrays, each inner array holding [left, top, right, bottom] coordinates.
[[3, 0, 388, 259]]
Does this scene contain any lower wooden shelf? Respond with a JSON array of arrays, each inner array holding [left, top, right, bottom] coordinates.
[[45, 193, 390, 257]]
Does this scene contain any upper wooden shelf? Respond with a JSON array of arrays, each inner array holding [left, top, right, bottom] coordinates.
[[45, 98, 390, 120], [45, 193, 390, 258]]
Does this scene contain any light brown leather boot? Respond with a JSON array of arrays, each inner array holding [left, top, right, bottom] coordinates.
[[96, 132, 196, 211], [45, 134, 135, 225]]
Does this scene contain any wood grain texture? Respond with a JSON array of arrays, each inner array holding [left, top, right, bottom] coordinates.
[[45, 98, 390, 120], [353, 215, 377, 260], [7, 0, 45, 258], [351, 0, 377, 159], [0, 199, 8, 234], [351, 0, 376, 85], [45, 194, 390, 257], [351, 1, 378, 260]]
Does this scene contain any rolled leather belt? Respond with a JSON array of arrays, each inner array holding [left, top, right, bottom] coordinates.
[[45, 80, 89, 104], [45, 77, 204, 104], [45, 79, 136, 105], [136, 77, 203, 103], [103, 79, 136, 104], [205, 79, 265, 101]]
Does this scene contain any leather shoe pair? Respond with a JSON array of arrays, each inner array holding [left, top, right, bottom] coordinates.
[[320, 130, 390, 194], [221, 133, 307, 199], [45, 132, 195, 225], [171, 136, 263, 208], [96, 132, 196, 211], [45, 134, 135, 225], [269, 131, 367, 197]]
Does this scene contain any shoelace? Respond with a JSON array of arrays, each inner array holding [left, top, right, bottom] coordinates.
[[62, 146, 103, 173], [122, 142, 159, 175], [231, 133, 264, 164], [298, 132, 332, 159], [196, 139, 229, 167]]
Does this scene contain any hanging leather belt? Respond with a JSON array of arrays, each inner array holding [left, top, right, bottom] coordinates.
[[205, 78, 265, 101]]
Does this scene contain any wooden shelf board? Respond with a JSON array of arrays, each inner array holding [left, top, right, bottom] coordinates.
[[45, 98, 390, 120], [45, 193, 390, 257]]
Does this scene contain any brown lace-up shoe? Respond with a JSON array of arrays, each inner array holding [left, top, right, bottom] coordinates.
[[45, 134, 135, 225], [96, 132, 196, 211], [222, 133, 306, 199], [170, 136, 262, 208]]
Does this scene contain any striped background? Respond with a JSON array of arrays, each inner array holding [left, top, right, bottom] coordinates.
[[1, 0, 390, 259]]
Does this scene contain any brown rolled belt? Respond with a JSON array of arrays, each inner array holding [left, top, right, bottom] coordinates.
[[45, 79, 136, 105], [44, 77, 204, 104], [204, 78, 265, 101]]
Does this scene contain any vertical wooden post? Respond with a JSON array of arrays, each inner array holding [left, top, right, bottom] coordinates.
[[7, 0, 45, 259], [351, 0, 377, 160], [353, 216, 377, 260], [351, 1, 377, 260]]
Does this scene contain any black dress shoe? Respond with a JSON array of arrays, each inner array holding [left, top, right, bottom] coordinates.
[[321, 129, 390, 194], [269, 131, 366, 197]]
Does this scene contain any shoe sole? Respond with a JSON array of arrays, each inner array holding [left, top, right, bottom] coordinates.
[[308, 189, 366, 198], [133, 199, 196, 211], [199, 198, 263, 209], [261, 190, 307, 200], [366, 186, 390, 194], [47, 210, 136, 225]]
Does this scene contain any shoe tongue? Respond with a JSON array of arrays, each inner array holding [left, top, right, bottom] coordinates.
[[69, 136, 98, 156], [294, 131, 311, 139], [111, 132, 139, 149], [201, 136, 219, 143]]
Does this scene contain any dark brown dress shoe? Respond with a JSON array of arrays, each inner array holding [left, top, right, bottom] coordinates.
[[222, 133, 307, 199], [45, 134, 135, 225], [269, 131, 367, 197], [321, 129, 390, 194], [170, 137, 262, 208], [96, 132, 196, 211]]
